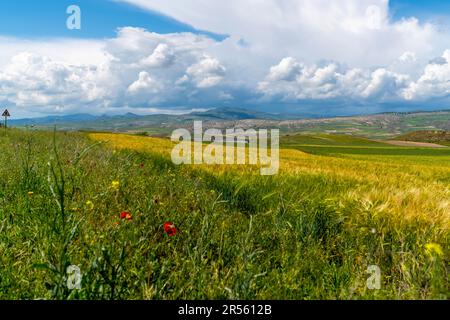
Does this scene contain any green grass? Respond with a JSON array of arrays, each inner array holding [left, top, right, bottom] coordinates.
[[281, 133, 450, 157], [0, 129, 448, 300], [281, 134, 389, 147], [286, 145, 450, 157]]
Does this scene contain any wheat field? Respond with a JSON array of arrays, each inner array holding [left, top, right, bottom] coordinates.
[[0, 129, 447, 299]]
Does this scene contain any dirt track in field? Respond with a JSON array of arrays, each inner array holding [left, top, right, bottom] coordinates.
[[383, 140, 449, 148]]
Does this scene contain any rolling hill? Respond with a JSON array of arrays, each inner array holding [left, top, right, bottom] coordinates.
[[8, 108, 450, 140], [395, 130, 450, 146]]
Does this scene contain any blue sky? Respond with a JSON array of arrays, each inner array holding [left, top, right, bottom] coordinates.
[[0, 0, 446, 39], [390, 0, 450, 22], [0, 0, 448, 118], [0, 0, 225, 39]]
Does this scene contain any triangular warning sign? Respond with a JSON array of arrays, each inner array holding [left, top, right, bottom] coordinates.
[[2, 109, 10, 117]]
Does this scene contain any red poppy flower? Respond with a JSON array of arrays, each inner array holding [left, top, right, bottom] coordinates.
[[164, 222, 177, 237], [120, 211, 132, 221]]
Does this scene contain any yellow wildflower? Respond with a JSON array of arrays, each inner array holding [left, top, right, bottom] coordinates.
[[425, 243, 444, 257], [86, 200, 94, 210], [111, 180, 120, 191]]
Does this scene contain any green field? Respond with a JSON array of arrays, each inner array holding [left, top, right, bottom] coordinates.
[[0, 129, 448, 300], [281, 133, 450, 157]]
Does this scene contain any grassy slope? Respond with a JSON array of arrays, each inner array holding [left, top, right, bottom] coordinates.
[[286, 112, 450, 139], [281, 134, 389, 147], [0, 129, 448, 300], [396, 131, 450, 147], [281, 133, 450, 157]]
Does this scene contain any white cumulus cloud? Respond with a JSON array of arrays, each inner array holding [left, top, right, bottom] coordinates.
[[0, 0, 449, 117], [403, 50, 450, 100], [185, 56, 226, 88], [128, 71, 158, 93]]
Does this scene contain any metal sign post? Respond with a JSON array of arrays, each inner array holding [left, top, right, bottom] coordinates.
[[2, 109, 10, 129]]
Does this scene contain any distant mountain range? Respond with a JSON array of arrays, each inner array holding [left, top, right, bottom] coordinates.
[[10, 107, 293, 127], [10, 112, 154, 126], [8, 107, 450, 139]]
